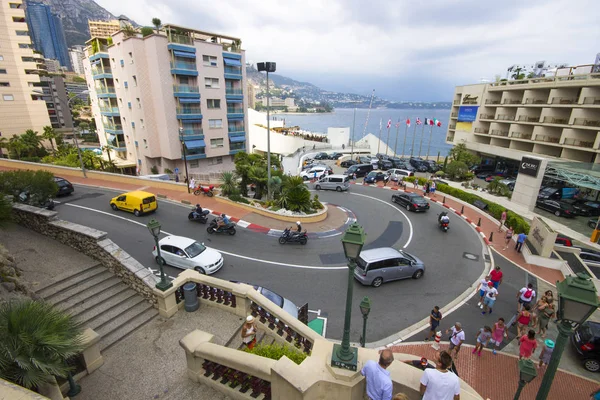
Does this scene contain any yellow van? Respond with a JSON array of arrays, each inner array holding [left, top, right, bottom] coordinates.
[[109, 191, 157, 216]]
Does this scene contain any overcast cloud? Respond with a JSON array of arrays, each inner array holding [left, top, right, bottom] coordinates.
[[94, 0, 600, 101]]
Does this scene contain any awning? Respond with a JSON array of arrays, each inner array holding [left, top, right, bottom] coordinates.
[[179, 97, 200, 103], [229, 135, 245, 143], [227, 115, 244, 120], [185, 139, 206, 149], [182, 118, 202, 123], [226, 99, 243, 104], [224, 58, 242, 67], [173, 50, 196, 59]]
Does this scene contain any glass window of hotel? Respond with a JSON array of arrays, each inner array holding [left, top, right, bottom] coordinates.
[[203, 55, 217, 67], [210, 139, 224, 148], [136, 98, 141, 108], [140, 119, 144, 128], [18, 43, 31, 49], [210, 157, 223, 165], [207, 99, 220, 109], [0, 69, 7, 74], [179, 76, 189, 85], [205, 78, 219, 89], [15, 30, 28, 36], [0, 83, 9, 87], [0, 56, 3, 60], [208, 119, 222, 129], [9, 3, 22, 8], [3, 95, 14, 101]]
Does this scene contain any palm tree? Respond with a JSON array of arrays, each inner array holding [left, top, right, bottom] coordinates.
[[41, 126, 57, 153], [151, 18, 162, 34], [278, 176, 312, 212], [8, 135, 26, 160], [0, 137, 8, 159], [248, 166, 268, 199], [20, 129, 42, 157], [220, 171, 238, 196], [121, 24, 137, 38], [102, 145, 113, 165], [0, 299, 84, 389]]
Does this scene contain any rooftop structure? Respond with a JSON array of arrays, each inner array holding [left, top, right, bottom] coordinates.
[[88, 19, 120, 38]]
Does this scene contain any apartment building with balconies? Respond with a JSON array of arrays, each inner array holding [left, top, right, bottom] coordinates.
[[446, 64, 600, 164], [0, 1, 50, 136], [83, 24, 247, 175]]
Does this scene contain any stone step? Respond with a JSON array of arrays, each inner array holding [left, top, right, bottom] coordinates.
[[86, 294, 146, 331], [97, 305, 158, 351], [225, 322, 244, 350], [62, 282, 132, 318], [74, 287, 140, 327], [46, 273, 121, 308], [37, 264, 106, 300]]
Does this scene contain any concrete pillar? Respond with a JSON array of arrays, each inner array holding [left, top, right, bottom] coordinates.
[[180, 330, 215, 382], [37, 376, 65, 400], [81, 328, 104, 374], [157, 291, 178, 318], [512, 156, 547, 211]]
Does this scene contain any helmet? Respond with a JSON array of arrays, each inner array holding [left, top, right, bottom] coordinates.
[[296, 221, 301, 225], [221, 213, 226, 218], [196, 204, 200, 208]]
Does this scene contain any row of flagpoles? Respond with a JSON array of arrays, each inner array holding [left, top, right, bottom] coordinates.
[[376, 117, 444, 159]]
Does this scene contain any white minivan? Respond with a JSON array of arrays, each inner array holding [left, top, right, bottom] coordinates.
[[300, 167, 327, 181], [315, 174, 350, 192]]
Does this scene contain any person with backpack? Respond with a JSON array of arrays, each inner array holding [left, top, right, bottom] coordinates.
[[517, 283, 536, 312]]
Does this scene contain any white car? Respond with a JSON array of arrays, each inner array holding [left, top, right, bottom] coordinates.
[[152, 235, 223, 275], [387, 169, 414, 180], [300, 167, 326, 181]]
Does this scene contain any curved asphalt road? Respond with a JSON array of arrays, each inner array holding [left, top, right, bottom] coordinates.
[[54, 184, 484, 342]]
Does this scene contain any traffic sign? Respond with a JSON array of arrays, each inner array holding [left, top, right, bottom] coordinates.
[[174, 167, 179, 174]]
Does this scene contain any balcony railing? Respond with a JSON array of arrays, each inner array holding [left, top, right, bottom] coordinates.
[[474, 128, 489, 134], [517, 115, 540, 122], [490, 129, 509, 137], [100, 106, 119, 113], [226, 88, 243, 95], [180, 128, 203, 136], [173, 85, 199, 93], [511, 132, 532, 140], [176, 107, 202, 114], [462, 99, 478, 105], [562, 138, 595, 148], [583, 97, 600, 105], [496, 114, 515, 121], [230, 142, 246, 151], [535, 135, 560, 143], [573, 118, 600, 127], [453, 100, 459, 105], [485, 99, 500, 105], [169, 34, 193, 45], [542, 116, 568, 124], [550, 97, 577, 105], [96, 87, 115, 94], [446, 134, 455, 142], [524, 98, 546, 105], [489, 71, 600, 87], [104, 123, 123, 131], [92, 67, 112, 76], [224, 67, 242, 75], [171, 61, 197, 70], [479, 114, 494, 120], [449, 124, 456, 130], [228, 126, 245, 133], [450, 113, 458, 118], [227, 107, 243, 114], [502, 99, 521, 105]]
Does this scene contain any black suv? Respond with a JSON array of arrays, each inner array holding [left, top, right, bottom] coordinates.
[[378, 159, 393, 170], [54, 177, 74, 196], [571, 321, 600, 372], [314, 152, 329, 160], [409, 157, 429, 172], [392, 192, 430, 212], [328, 152, 343, 160]]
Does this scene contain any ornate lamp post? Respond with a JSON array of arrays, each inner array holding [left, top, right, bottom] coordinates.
[[513, 359, 537, 400], [359, 296, 371, 347], [179, 127, 190, 193], [331, 223, 366, 371], [535, 272, 599, 400], [147, 219, 173, 291]]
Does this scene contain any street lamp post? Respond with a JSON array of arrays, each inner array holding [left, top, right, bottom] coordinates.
[[359, 296, 371, 347], [513, 359, 537, 400], [535, 272, 599, 400], [179, 127, 190, 193], [257, 62, 276, 200], [147, 219, 173, 291], [331, 223, 366, 371]]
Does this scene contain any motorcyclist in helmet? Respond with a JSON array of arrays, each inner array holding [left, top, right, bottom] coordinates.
[[438, 211, 450, 225], [216, 213, 230, 230], [296, 221, 302, 233], [193, 204, 203, 218]]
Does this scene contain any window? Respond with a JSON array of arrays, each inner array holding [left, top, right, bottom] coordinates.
[[0, 69, 6, 74], [208, 119, 222, 129], [136, 98, 141, 108], [179, 76, 189, 85], [21, 56, 34, 62], [18, 43, 31, 49], [210, 138, 224, 148], [9, 3, 22, 9], [207, 99, 220, 109], [3, 95, 14, 101], [120, 60, 124, 67], [204, 78, 219, 89], [202, 55, 217, 67], [15, 30, 28, 36], [0, 56, 3, 60], [209, 156, 223, 165], [140, 119, 144, 128], [143, 139, 148, 148], [0, 82, 9, 87], [131, 122, 135, 128], [190, 160, 199, 168], [127, 102, 131, 109], [12, 16, 25, 23], [132, 75, 137, 86], [124, 81, 128, 88]]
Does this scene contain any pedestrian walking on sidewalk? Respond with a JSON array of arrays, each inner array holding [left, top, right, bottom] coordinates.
[[424, 181, 430, 197], [420, 350, 461, 400], [241, 315, 258, 350], [425, 306, 442, 341], [445, 322, 465, 360], [490, 266, 503, 289], [482, 282, 497, 315], [517, 283, 536, 312], [537, 298, 555, 338], [361, 349, 393, 400], [498, 209, 507, 232], [515, 232, 527, 252], [502, 226, 514, 250], [531, 295, 547, 327], [430, 180, 436, 199], [517, 305, 532, 338], [538, 339, 555, 368], [519, 329, 538, 359], [490, 317, 508, 355], [189, 177, 196, 191], [472, 326, 492, 357], [477, 276, 491, 308]]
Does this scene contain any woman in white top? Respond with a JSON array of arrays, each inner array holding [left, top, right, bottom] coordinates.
[[241, 315, 257, 349]]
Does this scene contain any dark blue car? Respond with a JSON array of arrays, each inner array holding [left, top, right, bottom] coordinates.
[[364, 171, 386, 184]]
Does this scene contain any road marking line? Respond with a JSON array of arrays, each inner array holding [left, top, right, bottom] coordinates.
[[237, 220, 250, 228]]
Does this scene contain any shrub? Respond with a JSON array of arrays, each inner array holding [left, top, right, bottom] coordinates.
[[20, 157, 40, 163], [244, 342, 307, 365], [0, 170, 57, 201], [0, 196, 12, 226], [220, 171, 238, 197], [164, 168, 173, 174], [445, 160, 469, 180], [435, 171, 445, 178], [228, 193, 249, 204], [150, 165, 159, 174], [404, 176, 416, 183], [312, 194, 324, 210]]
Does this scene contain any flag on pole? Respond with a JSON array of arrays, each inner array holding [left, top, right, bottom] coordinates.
[[395, 120, 400, 128], [435, 118, 442, 127], [406, 118, 411, 127], [424, 118, 431, 125], [428, 118, 434, 126], [379, 118, 382, 129], [387, 119, 392, 129], [416, 118, 422, 125]]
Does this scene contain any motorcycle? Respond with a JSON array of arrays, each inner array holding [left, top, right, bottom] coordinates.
[[207, 219, 236, 235], [194, 184, 215, 197], [188, 208, 210, 224], [278, 228, 308, 245], [438, 213, 449, 232]]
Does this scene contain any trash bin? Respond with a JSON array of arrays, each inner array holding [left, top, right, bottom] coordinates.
[[183, 282, 199, 312]]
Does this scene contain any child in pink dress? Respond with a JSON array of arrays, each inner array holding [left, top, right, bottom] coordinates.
[[491, 317, 508, 355]]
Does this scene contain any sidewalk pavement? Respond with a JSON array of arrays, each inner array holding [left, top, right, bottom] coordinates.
[[389, 342, 599, 400]]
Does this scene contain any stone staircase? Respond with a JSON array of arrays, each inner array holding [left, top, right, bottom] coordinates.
[[225, 323, 276, 351], [36, 263, 158, 351]]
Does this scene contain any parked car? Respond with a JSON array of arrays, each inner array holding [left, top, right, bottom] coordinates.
[[152, 235, 223, 275], [573, 246, 600, 269], [471, 164, 495, 174], [375, 153, 390, 160], [340, 159, 358, 168], [561, 199, 595, 216], [364, 171, 387, 184], [345, 163, 373, 178], [354, 247, 425, 287], [356, 155, 372, 164], [54, 177, 74, 196], [409, 158, 429, 172], [110, 191, 157, 216], [313, 152, 329, 160], [555, 235, 573, 247], [571, 321, 600, 372], [392, 192, 430, 212], [424, 160, 441, 172], [231, 282, 298, 318], [387, 168, 414, 181], [300, 167, 327, 181], [537, 187, 576, 201], [476, 172, 494, 179], [535, 199, 576, 218], [16, 191, 55, 210], [582, 201, 600, 216], [314, 174, 350, 192], [500, 179, 516, 191], [328, 152, 343, 160], [588, 218, 599, 229], [378, 159, 393, 170], [485, 172, 506, 182]]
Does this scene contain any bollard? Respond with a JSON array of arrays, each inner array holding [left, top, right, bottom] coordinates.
[[442, 196, 446, 204], [460, 205, 464, 214], [477, 217, 481, 227], [432, 331, 442, 350], [488, 232, 494, 242]]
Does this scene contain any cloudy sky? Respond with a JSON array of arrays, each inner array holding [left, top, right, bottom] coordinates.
[[94, 0, 600, 102]]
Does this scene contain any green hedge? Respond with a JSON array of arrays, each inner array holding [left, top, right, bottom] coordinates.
[[228, 193, 250, 204], [436, 183, 530, 233], [244, 342, 307, 365]]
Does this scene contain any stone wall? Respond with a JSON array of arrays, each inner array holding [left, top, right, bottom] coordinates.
[[11, 203, 159, 304]]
